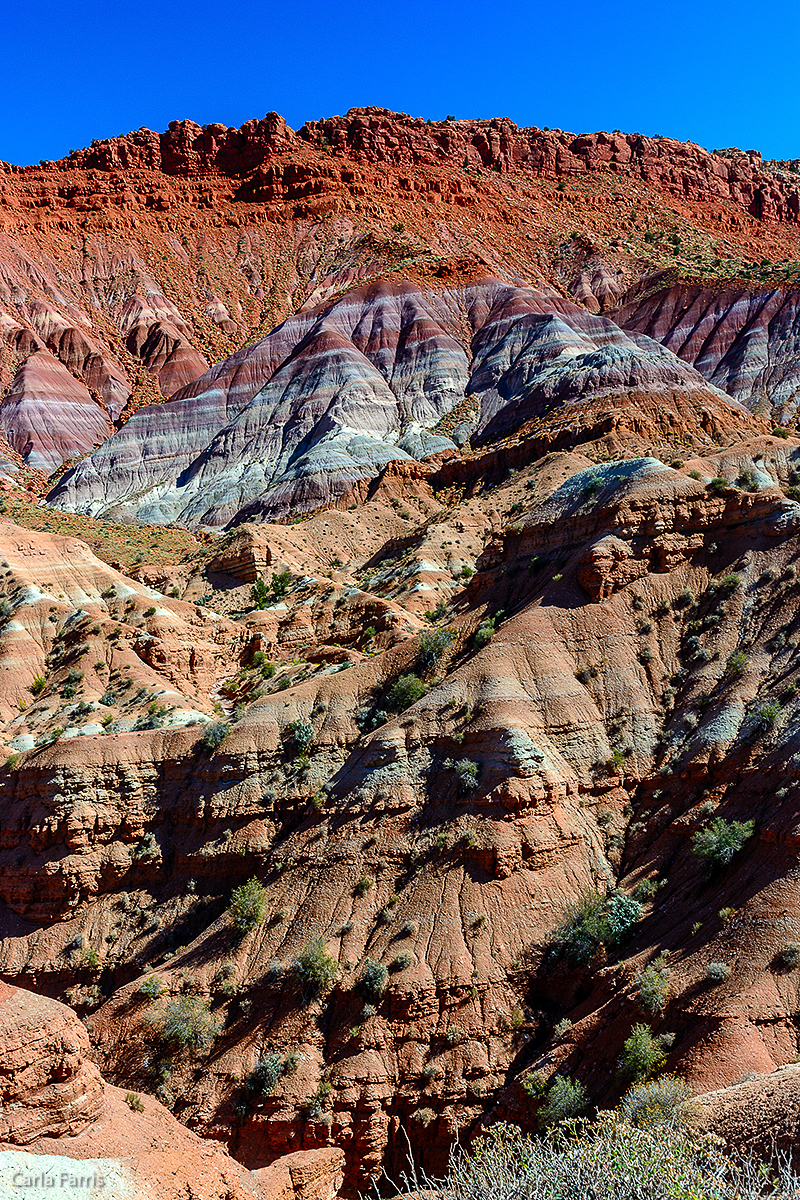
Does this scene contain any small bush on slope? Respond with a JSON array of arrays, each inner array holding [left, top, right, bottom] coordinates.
[[549, 890, 641, 966], [424, 1117, 800, 1200], [691, 817, 755, 870], [145, 996, 219, 1053]]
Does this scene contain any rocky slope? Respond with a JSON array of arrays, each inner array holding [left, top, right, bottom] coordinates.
[[616, 279, 800, 423], [7, 109, 800, 1200], [0, 980, 345, 1199], [47, 275, 745, 526], [4, 108, 800, 485], [4, 410, 800, 1191]]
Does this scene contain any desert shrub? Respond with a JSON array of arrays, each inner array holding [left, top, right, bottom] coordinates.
[[778, 942, 800, 969], [132, 831, 159, 861], [356, 958, 388, 1002], [726, 650, 749, 676], [753, 699, 782, 732], [549, 890, 641, 966], [228, 878, 267, 933], [353, 875, 372, 897], [201, 721, 230, 752], [145, 995, 219, 1053], [139, 975, 165, 999], [390, 951, 413, 971], [606, 893, 642, 943], [388, 673, 426, 710], [289, 718, 314, 754], [271, 570, 291, 599], [692, 817, 755, 870], [418, 628, 455, 672], [619, 1024, 667, 1082], [618, 1076, 693, 1128], [304, 1078, 333, 1120], [635, 955, 671, 1014], [144, 606, 157, 617], [473, 617, 496, 648], [708, 475, 729, 494], [445, 1024, 463, 1045], [29, 674, 46, 695], [245, 1051, 284, 1096], [537, 1076, 588, 1129], [432, 1116, 800, 1200], [292, 938, 339, 1003], [454, 758, 479, 792], [705, 961, 731, 983], [414, 1107, 436, 1126], [251, 579, 270, 609], [718, 572, 742, 596]]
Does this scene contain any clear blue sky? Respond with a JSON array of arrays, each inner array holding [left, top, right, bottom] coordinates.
[[2, 0, 798, 165]]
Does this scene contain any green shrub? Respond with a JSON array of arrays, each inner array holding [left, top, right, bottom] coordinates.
[[705, 961, 731, 983], [778, 942, 800, 969], [618, 1076, 693, 1128], [635, 956, 671, 1014], [691, 817, 755, 870], [753, 699, 781, 732], [289, 718, 314, 754], [251, 579, 270, 609], [139, 975, 165, 999], [145, 995, 220, 1052], [245, 1051, 284, 1096], [356, 958, 388, 1002], [390, 951, 413, 971], [619, 1024, 667, 1082], [201, 721, 230, 752], [388, 673, 426, 710], [454, 758, 479, 792], [473, 618, 496, 648], [228, 878, 267, 933], [725, 650, 748, 676], [537, 1075, 588, 1128], [708, 476, 729, 494], [418, 628, 455, 672], [353, 875, 372, 897], [29, 674, 46, 696], [125, 1091, 144, 1112], [271, 570, 292, 599], [718, 573, 741, 596], [549, 890, 641, 966], [293, 938, 339, 1003], [436, 1115, 800, 1199]]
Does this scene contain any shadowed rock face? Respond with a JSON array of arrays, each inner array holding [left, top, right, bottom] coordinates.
[[616, 282, 800, 423], [47, 278, 730, 526]]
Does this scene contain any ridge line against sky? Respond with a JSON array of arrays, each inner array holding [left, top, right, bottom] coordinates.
[[1, 0, 799, 165]]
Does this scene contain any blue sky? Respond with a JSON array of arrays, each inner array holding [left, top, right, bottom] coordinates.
[[2, 0, 798, 165]]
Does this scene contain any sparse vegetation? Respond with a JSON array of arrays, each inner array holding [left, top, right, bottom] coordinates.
[[418, 628, 455, 672], [549, 890, 641, 966], [537, 1076, 589, 1128], [145, 995, 220, 1053], [388, 673, 426, 710], [228, 878, 267, 933], [356, 958, 388, 1002], [692, 817, 755, 870], [292, 938, 339, 1003], [200, 721, 230, 752], [619, 1023, 667, 1082]]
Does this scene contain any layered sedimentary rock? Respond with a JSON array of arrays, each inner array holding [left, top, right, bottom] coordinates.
[[0, 350, 114, 471], [617, 281, 800, 422], [0, 982, 327, 1200], [6, 431, 800, 1191], [5, 107, 800, 482], [48, 277, 740, 526]]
